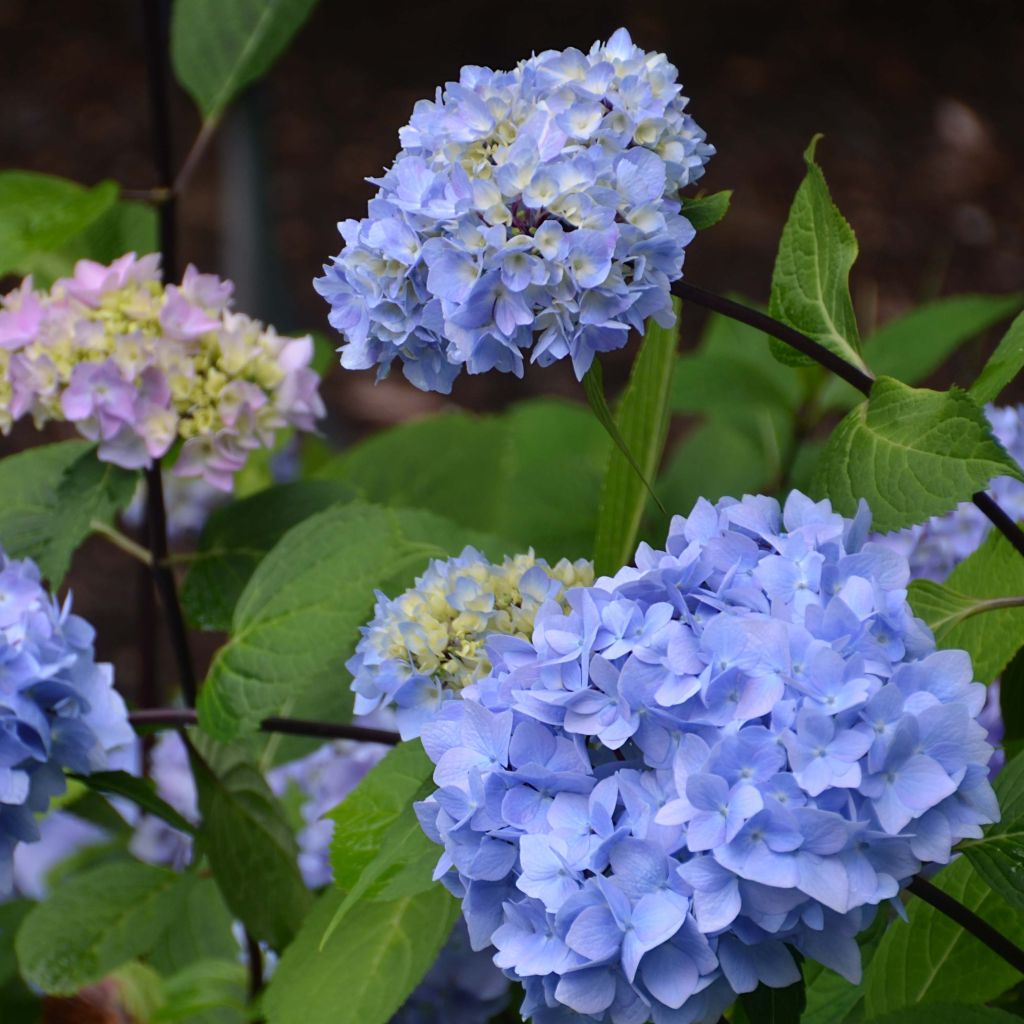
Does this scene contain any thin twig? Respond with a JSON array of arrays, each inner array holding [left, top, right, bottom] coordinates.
[[128, 708, 402, 746], [90, 519, 153, 566], [907, 876, 1024, 974], [673, 280, 1024, 558], [144, 464, 198, 706]]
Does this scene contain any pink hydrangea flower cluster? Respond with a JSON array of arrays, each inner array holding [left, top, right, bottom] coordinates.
[[0, 253, 325, 490]]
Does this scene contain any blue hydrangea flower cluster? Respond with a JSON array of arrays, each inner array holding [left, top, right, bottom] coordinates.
[[876, 404, 1024, 582], [415, 492, 999, 1024], [315, 28, 713, 393], [349, 547, 593, 739], [0, 549, 133, 893]]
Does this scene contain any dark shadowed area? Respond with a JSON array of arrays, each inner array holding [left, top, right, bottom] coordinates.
[[2, 0, 1022, 695]]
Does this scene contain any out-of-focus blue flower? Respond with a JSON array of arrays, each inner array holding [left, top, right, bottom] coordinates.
[[349, 548, 593, 739], [876, 403, 1024, 582], [0, 549, 134, 893], [315, 28, 713, 393], [416, 492, 999, 1024]]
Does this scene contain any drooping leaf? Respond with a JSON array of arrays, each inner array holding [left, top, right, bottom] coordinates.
[[768, 136, 864, 371], [591, 300, 680, 574], [329, 741, 434, 892], [823, 293, 1024, 410], [908, 529, 1024, 683], [971, 310, 1024, 407], [181, 479, 356, 631], [197, 503, 502, 740], [71, 770, 196, 837], [15, 861, 193, 994], [171, 0, 321, 120], [150, 877, 240, 974], [962, 753, 1024, 911], [0, 171, 119, 280], [862, 855, 1024, 1015], [262, 886, 459, 1024], [187, 736, 312, 950], [314, 399, 607, 562], [814, 377, 1023, 532], [681, 190, 732, 230]]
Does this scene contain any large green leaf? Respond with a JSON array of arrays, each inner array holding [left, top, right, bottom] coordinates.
[[197, 503, 501, 740], [962, 753, 1024, 911], [867, 1007, 1020, 1024], [862, 855, 1024, 1015], [188, 736, 312, 950], [768, 136, 864, 371], [0, 171, 119, 279], [329, 741, 434, 892], [814, 377, 1023, 532], [315, 399, 607, 561], [971, 310, 1024, 407], [181, 480, 356, 631], [262, 886, 459, 1024], [154, 959, 248, 1023], [0, 441, 137, 586], [172, 0, 321, 120], [15, 861, 192, 994], [823, 293, 1024, 410], [801, 964, 863, 1024], [908, 529, 1024, 683], [592, 300, 680, 575]]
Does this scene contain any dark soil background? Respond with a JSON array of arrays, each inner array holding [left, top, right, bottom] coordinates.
[[2, 0, 1023, 698]]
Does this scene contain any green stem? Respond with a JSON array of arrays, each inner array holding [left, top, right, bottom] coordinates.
[[91, 519, 153, 566]]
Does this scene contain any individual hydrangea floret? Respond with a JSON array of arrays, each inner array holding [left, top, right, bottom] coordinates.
[[315, 27, 713, 393], [0, 254, 325, 490], [414, 492, 999, 1024], [348, 547, 594, 738], [875, 403, 1024, 582], [0, 548, 134, 892]]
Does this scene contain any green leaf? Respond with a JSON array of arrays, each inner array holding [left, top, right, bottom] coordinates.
[[768, 136, 864, 371], [187, 736, 312, 950], [736, 974, 806, 1023], [862, 855, 1024, 1014], [681, 190, 732, 230], [971, 310, 1024, 407], [660, 417, 778, 515], [329, 741, 433, 892], [0, 442, 88, 563], [197, 503, 501, 740], [321, 801, 440, 947], [172, 0, 320, 120], [823, 293, 1024, 410], [0, 171, 119, 279], [909, 529, 1024, 683], [867, 1006, 1021, 1024], [814, 377, 1023, 532], [71, 770, 196, 837], [150, 877, 240, 974], [801, 965, 863, 1024], [962, 753, 1024, 911], [153, 959, 248, 1023], [0, 900, 33, 988], [15, 861, 193, 994], [181, 480, 356, 631], [590, 300, 680, 574], [315, 399, 608, 562], [263, 886, 459, 1024]]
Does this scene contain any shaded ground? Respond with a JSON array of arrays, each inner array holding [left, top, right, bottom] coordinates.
[[2, 0, 1023, 692]]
